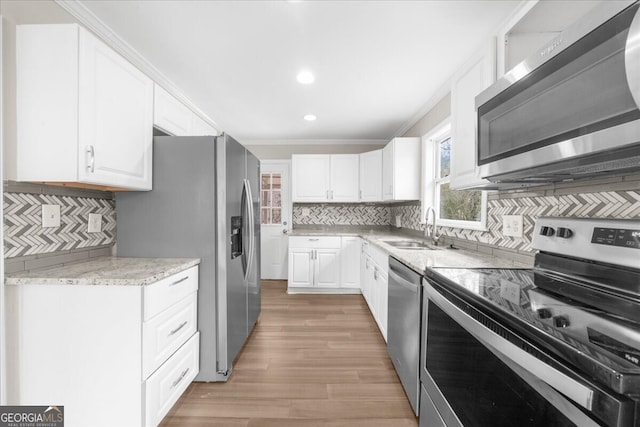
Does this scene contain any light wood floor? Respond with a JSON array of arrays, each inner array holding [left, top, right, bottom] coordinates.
[[159, 280, 418, 426]]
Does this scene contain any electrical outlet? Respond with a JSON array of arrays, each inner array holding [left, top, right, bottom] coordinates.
[[302, 208, 311, 217], [88, 213, 102, 233], [42, 204, 60, 228], [502, 215, 523, 238]]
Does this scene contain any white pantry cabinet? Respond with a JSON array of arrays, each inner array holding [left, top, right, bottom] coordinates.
[[449, 40, 495, 190], [6, 265, 200, 427], [359, 149, 383, 201], [153, 84, 217, 136], [382, 138, 421, 201], [292, 154, 359, 202], [15, 24, 154, 191]]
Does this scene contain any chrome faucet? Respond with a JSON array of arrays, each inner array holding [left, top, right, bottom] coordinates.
[[425, 207, 441, 246]]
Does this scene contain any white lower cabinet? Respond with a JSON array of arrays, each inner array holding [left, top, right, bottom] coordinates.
[[361, 242, 389, 341], [340, 237, 361, 289], [6, 265, 200, 427], [288, 237, 342, 291]]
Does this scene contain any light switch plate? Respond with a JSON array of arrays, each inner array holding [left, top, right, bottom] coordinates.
[[42, 204, 60, 228], [502, 215, 523, 238], [301, 208, 311, 217], [88, 213, 102, 233]]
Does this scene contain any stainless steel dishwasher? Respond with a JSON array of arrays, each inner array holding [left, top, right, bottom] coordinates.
[[387, 256, 421, 415]]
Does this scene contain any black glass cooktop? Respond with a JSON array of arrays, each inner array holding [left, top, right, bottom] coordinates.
[[425, 267, 640, 393]]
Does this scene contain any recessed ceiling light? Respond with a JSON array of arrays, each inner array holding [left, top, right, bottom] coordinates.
[[296, 70, 315, 84], [304, 114, 317, 121]]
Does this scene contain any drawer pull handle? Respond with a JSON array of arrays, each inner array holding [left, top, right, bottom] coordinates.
[[309, 238, 319, 241], [171, 368, 190, 389], [169, 276, 189, 287], [169, 321, 188, 336]]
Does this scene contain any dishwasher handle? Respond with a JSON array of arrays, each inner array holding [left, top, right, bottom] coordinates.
[[388, 268, 419, 293]]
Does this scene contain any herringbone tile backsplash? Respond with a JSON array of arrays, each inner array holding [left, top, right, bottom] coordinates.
[[294, 175, 640, 254], [4, 190, 115, 258]]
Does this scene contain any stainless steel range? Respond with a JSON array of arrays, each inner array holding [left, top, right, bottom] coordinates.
[[420, 217, 640, 427]]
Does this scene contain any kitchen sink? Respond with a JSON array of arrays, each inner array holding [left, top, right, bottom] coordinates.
[[383, 240, 434, 250]]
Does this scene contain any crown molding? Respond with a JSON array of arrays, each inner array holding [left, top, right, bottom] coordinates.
[[54, 0, 220, 132], [242, 139, 388, 146]]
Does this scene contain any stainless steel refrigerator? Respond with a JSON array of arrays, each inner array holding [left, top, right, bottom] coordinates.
[[115, 134, 260, 381]]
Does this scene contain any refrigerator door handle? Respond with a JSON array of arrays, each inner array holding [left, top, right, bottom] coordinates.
[[240, 181, 248, 274], [243, 178, 255, 282]]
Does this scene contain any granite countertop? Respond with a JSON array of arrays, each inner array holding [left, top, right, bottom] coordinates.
[[290, 227, 532, 272], [5, 257, 200, 286]]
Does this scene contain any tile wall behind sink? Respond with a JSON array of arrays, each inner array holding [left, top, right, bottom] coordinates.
[[294, 173, 640, 264]]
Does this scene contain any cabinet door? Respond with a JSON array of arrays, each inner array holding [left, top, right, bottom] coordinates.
[[359, 150, 383, 201], [315, 249, 341, 288], [362, 255, 375, 311], [153, 84, 192, 136], [378, 270, 388, 342], [392, 138, 421, 201], [340, 237, 361, 289], [288, 248, 313, 287], [78, 28, 153, 190], [330, 155, 359, 202], [450, 41, 495, 190], [382, 143, 394, 200], [292, 155, 331, 202]]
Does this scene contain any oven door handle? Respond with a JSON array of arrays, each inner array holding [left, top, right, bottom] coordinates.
[[425, 282, 595, 412]]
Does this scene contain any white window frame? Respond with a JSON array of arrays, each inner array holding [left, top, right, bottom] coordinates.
[[421, 118, 487, 231]]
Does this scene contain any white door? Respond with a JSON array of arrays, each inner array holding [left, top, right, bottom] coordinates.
[[330, 154, 359, 202], [260, 161, 291, 280]]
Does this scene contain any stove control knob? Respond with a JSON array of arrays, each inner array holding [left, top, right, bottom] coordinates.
[[557, 227, 573, 239], [540, 226, 555, 237], [536, 308, 552, 319], [553, 316, 570, 328]]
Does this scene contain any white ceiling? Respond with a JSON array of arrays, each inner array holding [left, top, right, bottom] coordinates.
[[6, 0, 524, 143]]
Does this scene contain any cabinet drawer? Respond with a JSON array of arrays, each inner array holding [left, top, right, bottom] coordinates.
[[145, 332, 199, 427], [144, 266, 198, 321], [143, 292, 197, 379], [289, 236, 341, 249]]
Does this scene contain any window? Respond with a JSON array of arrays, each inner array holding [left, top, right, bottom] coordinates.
[[422, 120, 487, 230], [260, 173, 282, 224]]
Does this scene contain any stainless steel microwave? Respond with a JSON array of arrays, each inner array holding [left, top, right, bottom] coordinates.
[[476, 0, 640, 184]]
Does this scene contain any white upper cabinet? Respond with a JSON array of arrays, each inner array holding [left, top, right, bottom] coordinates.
[[496, 0, 601, 78], [359, 149, 383, 202], [292, 155, 331, 202], [292, 154, 359, 202], [16, 24, 154, 191], [153, 84, 217, 136], [449, 40, 495, 190], [330, 154, 359, 202], [382, 137, 421, 201], [153, 84, 192, 136]]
